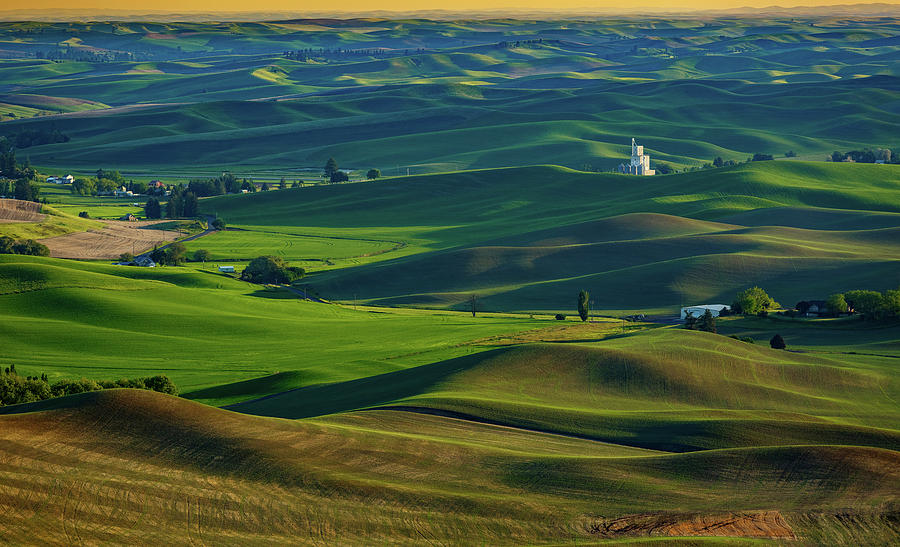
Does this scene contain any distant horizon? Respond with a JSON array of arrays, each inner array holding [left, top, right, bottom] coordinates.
[[1, 2, 898, 21]]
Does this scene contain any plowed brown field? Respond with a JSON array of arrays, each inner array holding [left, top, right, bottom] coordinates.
[[0, 198, 45, 223], [39, 220, 182, 259]]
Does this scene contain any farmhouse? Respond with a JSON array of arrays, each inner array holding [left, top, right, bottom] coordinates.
[[618, 138, 655, 176], [801, 300, 830, 317], [680, 304, 730, 319], [133, 256, 156, 267], [218, 265, 235, 273], [119, 213, 137, 221]]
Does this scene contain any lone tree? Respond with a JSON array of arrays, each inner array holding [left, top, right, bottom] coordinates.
[[331, 171, 349, 183], [211, 218, 226, 230], [713, 156, 724, 168], [193, 249, 212, 263], [770, 334, 786, 350], [367, 169, 381, 180], [324, 157, 339, 179], [469, 294, 477, 317], [577, 290, 590, 322]]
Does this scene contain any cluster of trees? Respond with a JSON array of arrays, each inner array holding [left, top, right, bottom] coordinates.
[[282, 47, 429, 61], [824, 289, 900, 320], [34, 48, 136, 63], [149, 242, 187, 266], [495, 38, 546, 49], [712, 156, 740, 168], [830, 148, 894, 164], [70, 169, 127, 196], [2, 128, 68, 150], [165, 187, 200, 218], [0, 179, 41, 202], [0, 365, 177, 407], [241, 256, 305, 284], [684, 309, 717, 333], [732, 286, 778, 316], [144, 197, 162, 219], [0, 236, 49, 256], [324, 158, 348, 183], [322, 158, 380, 183], [0, 140, 37, 184]]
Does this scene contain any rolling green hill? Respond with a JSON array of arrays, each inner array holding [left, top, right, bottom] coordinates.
[[0, 335, 897, 544], [198, 161, 900, 312], [1, 15, 899, 545], [0, 253, 546, 403], [0, 17, 896, 170]]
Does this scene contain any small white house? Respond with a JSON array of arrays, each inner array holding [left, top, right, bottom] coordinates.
[[64, 174, 74, 184], [680, 304, 730, 320], [218, 265, 235, 273]]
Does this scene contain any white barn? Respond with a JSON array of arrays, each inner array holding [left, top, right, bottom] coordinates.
[[680, 304, 730, 319], [218, 265, 235, 273]]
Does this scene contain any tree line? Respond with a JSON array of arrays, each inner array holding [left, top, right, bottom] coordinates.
[[0, 236, 49, 257], [2, 128, 69, 149], [830, 148, 895, 164], [0, 365, 177, 407]]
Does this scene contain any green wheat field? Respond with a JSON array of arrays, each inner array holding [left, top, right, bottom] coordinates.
[[0, 12, 898, 545]]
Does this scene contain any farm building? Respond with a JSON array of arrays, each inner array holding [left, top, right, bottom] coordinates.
[[119, 213, 137, 221], [133, 256, 156, 267], [680, 304, 730, 319], [218, 265, 235, 273], [617, 138, 655, 176]]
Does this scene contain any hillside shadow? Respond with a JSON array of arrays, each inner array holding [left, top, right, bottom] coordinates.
[[226, 348, 510, 419]]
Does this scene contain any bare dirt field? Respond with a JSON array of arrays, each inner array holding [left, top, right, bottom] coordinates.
[[39, 220, 183, 259], [0, 199, 45, 223], [586, 510, 797, 540]]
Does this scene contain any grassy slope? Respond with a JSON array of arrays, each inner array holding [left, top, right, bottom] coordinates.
[[0, 202, 104, 239], [229, 329, 900, 447], [0, 254, 546, 405], [200, 162, 900, 312]]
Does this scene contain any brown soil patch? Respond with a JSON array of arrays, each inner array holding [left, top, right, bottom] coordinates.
[[583, 510, 797, 540], [39, 220, 182, 259], [0, 199, 45, 223]]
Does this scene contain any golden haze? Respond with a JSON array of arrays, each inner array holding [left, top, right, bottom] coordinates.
[[3, 0, 896, 13]]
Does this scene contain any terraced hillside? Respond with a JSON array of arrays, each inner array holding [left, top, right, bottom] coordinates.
[[200, 161, 900, 312], [0, 17, 897, 170]]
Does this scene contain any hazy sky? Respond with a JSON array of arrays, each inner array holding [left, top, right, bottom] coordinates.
[[4, 1, 896, 13]]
